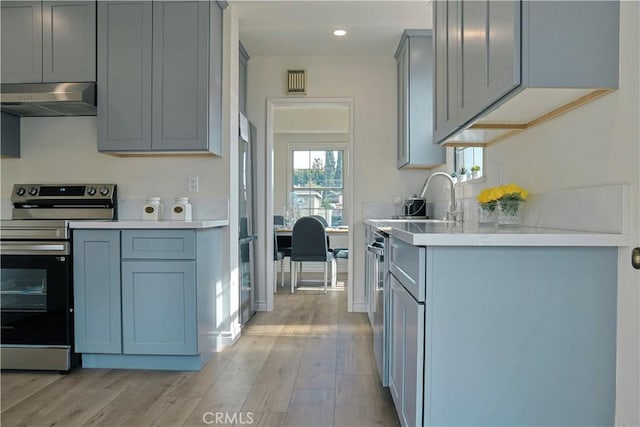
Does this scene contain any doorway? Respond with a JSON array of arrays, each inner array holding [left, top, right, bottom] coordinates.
[[264, 98, 354, 311]]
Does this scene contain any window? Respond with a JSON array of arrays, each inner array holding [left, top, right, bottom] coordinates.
[[289, 148, 345, 226], [454, 147, 484, 179]]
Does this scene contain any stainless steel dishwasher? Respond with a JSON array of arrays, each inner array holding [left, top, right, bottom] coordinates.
[[367, 229, 389, 387]]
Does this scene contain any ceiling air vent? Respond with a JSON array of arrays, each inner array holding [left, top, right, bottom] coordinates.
[[287, 69, 306, 95]]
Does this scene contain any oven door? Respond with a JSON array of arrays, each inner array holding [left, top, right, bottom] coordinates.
[[1, 241, 71, 346]]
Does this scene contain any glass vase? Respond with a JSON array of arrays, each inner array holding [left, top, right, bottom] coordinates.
[[477, 204, 497, 225], [497, 200, 525, 226]]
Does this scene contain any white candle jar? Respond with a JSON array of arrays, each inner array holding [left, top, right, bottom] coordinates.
[[171, 197, 192, 221], [142, 197, 162, 221]]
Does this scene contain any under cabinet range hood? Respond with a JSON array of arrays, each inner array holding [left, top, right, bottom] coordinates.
[[0, 83, 97, 117]]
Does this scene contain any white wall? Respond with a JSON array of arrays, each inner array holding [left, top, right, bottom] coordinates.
[[247, 55, 435, 311], [0, 117, 230, 218]]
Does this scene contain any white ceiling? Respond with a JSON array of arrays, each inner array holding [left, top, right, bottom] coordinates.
[[233, 1, 432, 57]]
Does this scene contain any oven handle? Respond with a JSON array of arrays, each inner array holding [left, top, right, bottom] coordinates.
[[0, 241, 70, 255]]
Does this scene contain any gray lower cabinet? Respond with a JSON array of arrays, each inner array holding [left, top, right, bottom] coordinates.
[[395, 30, 444, 169], [74, 230, 122, 354], [73, 228, 220, 370], [385, 237, 617, 426], [0, 1, 96, 84], [121, 260, 197, 355], [389, 274, 424, 427], [97, 1, 222, 155], [433, 0, 620, 145]]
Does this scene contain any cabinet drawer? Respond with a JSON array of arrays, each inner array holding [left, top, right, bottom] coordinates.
[[121, 230, 195, 259], [389, 237, 425, 302]]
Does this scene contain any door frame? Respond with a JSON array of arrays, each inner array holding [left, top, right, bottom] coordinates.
[[264, 97, 355, 311]]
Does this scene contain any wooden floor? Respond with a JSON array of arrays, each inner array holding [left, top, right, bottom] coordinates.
[[1, 274, 399, 427]]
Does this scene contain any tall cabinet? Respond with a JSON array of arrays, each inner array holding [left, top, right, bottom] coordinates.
[[0, 1, 96, 84], [395, 30, 444, 169], [97, 1, 223, 155]]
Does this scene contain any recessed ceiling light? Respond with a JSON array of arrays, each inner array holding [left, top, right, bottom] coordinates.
[[333, 29, 347, 37]]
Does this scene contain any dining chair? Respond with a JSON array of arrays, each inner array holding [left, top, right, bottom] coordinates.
[[274, 215, 292, 281], [273, 230, 285, 293], [290, 216, 336, 293], [309, 215, 332, 251]]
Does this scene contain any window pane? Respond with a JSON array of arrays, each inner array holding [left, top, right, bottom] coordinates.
[[290, 149, 345, 226]]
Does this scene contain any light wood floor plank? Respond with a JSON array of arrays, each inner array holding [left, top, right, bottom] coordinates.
[[181, 369, 260, 426], [134, 396, 202, 427], [335, 374, 399, 427], [165, 349, 235, 398], [294, 337, 337, 389], [0, 371, 64, 412], [284, 388, 335, 427]]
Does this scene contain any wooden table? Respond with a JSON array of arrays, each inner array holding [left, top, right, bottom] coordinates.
[[275, 227, 349, 236]]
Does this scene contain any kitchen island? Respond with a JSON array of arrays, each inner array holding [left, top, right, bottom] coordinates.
[[70, 220, 228, 371], [364, 219, 623, 427]]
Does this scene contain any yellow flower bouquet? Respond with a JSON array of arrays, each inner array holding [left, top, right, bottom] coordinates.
[[476, 184, 529, 225]]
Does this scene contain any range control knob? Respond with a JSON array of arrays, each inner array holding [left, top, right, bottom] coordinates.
[[28, 187, 38, 196], [99, 186, 110, 196], [15, 187, 26, 196], [86, 187, 97, 196]]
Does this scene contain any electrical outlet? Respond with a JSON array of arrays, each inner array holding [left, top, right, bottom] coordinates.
[[188, 176, 199, 192]]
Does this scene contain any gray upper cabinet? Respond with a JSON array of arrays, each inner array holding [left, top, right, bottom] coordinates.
[[433, 0, 620, 146], [97, 1, 223, 155], [395, 30, 445, 169], [1, 112, 21, 158], [97, 2, 152, 152], [239, 42, 250, 116], [1, 2, 43, 83], [42, 1, 96, 82], [457, 1, 520, 125], [433, 1, 458, 144], [1, 1, 95, 84]]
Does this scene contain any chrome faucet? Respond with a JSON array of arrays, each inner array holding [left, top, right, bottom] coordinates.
[[419, 172, 460, 222]]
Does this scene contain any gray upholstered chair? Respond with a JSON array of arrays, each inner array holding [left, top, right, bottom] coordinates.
[[309, 214, 332, 251], [309, 215, 328, 227], [273, 230, 285, 293], [290, 216, 336, 293]]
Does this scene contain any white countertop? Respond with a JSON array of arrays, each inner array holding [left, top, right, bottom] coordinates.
[[364, 219, 628, 247], [69, 219, 229, 229]]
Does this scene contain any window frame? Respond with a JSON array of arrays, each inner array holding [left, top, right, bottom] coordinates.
[[453, 146, 485, 183], [287, 142, 348, 225]]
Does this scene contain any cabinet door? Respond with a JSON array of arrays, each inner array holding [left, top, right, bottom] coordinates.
[[121, 261, 197, 355], [433, 0, 459, 143], [97, 1, 152, 152], [73, 230, 122, 354], [42, 1, 96, 82], [396, 40, 409, 168], [389, 275, 425, 427], [1, 112, 20, 158], [458, 0, 520, 125], [152, 1, 210, 151], [0, 1, 42, 83]]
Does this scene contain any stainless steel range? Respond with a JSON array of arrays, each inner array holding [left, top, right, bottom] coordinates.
[[0, 183, 116, 371]]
